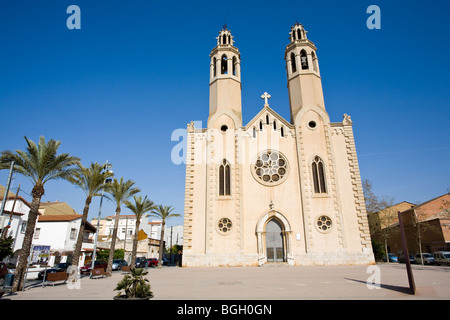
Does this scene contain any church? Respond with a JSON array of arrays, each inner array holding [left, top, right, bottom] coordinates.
[[182, 23, 374, 266]]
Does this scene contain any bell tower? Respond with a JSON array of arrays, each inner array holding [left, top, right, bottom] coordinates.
[[285, 23, 325, 124], [208, 25, 242, 129]]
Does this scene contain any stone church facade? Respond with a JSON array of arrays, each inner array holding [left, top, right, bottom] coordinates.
[[182, 23, 374, 266]]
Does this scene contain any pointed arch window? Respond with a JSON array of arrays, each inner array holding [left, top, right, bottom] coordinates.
[[213, 57, 217, 77], [219, 159, 231, 196], [312, 156, 327, 193], [300, 50, 309, 70], [221, 55, 228, 74], [290, 52, 297, 73], [232, 56, 237, 76], [311, 52, 318, 71], [297, 29, 301, 40]]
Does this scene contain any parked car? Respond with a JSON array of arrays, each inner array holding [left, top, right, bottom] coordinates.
[[0, 262, 9, 286], [37, 262, 72, 280], [112, 259, 128, 271], [433, 251, 450, 266], [398, 253, 415, 264], [135, 257, 147, 268], [147, 258, 158, 267], [80, 260, 107, 274], [382, 253, 398, 263], [414, 253, 434, 265]]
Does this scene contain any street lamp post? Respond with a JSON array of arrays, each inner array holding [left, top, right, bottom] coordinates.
[[90, 162, 112, 278]]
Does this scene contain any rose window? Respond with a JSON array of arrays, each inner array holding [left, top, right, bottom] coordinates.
[[252, 151, 288, 185], [316, 215, 332, 232], [218, 218, 232, 234]]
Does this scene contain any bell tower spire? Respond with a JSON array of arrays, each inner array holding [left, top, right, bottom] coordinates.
[[285, 22, 325, 124], [208, 25, 242, 129]]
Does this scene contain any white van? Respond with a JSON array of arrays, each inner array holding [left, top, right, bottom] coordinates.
[[433, 251, 450, 266]]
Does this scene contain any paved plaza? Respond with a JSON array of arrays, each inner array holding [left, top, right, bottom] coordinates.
[[2, 263, 449, 300]]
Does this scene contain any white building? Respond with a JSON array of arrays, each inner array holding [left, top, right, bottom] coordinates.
[[164, 224, 184, 249], [93, 215, 164, 242], [90, 215, 164, 262], [145, 219, 162, 241], [0, 184, 31, 263], [33, 213, 97, 266]]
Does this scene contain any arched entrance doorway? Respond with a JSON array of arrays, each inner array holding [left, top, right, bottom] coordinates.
[[256, 210, 294, 266], [265, 219, 285, 263]]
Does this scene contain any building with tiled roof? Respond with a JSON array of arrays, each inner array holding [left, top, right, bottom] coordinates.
[[32, 201, 97, 266], [381, 193, 450, 255]]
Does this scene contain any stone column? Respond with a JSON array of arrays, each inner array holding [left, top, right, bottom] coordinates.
[[257, 231, 265, 266]]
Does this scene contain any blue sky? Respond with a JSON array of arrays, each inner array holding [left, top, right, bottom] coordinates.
[[1, 0, 449, 227]]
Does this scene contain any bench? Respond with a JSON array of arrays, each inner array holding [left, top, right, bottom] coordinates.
[[91, 268, 106, 279], [45, 272, 68, 286], [121, 266, 130, 273]]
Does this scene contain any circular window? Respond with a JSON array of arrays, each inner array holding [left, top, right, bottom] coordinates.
[[220, 125, 228, 132], [218, 218, 232, 235], [308, 121, 317, 129], [252, 150, 288, 186], [316, 215, 332, 232]]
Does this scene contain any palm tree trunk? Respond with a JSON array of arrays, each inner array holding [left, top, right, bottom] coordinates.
[[12, 185, 44, 292], [72, 196, 92, 268], [106, 207, 120, 275], [158, 221, 165, 269], [130, 220, 140, 268]]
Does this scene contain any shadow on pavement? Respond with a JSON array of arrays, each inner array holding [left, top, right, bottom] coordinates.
[[344, 277, 413, 295]]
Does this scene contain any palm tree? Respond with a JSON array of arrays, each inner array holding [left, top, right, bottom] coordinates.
[[124, 195, 155, 268], [147, 205, 180, 269], [105, 177, 140, 275], [0, 136, 80, 291], [68, 162, 113, 268]]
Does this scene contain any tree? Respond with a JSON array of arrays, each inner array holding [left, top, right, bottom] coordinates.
[[97, 249, 124, 261], [104, 177, 140, 275], [68, 162, 113, 267], [0, 236, 14, 261], [147, 205, 180, 269], [371, 239, 386, 262], [371, 196, 398, 263], [363, 179, 398, 263], [362, 179, 382, 215], [114, 267, 153, 299], [124, 195, 155, 268], [410, 207, 442, 266], [0, 136, 79, 291]]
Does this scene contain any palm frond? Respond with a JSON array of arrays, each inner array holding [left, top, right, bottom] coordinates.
[[124, 195, 155, 220], [68, 162, 114, 197], [0, 136, 80, 186], [147, 205, 181, 221], [105, 177, 141, 207]]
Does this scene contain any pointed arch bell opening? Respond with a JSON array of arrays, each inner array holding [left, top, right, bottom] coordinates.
[[221, 54, 228, 74], [300, 50, 309, 70], [290, 52, 297, 73]]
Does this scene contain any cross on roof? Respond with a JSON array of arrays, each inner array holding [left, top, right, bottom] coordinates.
[[261, 92, 271, 106]]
